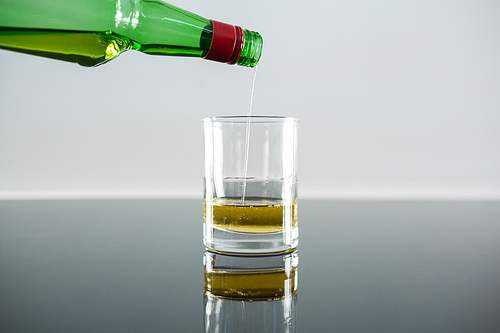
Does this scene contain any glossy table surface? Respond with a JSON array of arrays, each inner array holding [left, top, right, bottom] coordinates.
[[1, 199, 500, 332]]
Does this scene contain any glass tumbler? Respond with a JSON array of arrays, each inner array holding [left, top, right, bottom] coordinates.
[[203, 116, 299, 254]]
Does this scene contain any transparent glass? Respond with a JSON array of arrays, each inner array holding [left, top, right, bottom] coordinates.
[[204, 116, 299, 254], [203, 250, 298, 332]]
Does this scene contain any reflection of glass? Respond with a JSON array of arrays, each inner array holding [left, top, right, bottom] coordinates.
[[203, 116, 299, 254], [203, 250, 298, 333]]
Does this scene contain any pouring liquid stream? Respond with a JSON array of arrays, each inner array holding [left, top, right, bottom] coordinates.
[[241, 66, 258, 205]]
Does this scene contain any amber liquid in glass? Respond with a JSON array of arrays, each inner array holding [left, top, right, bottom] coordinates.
[[204, 198, 298, 234]]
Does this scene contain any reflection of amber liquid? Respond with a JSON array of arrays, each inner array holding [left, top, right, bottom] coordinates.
[[204, 268, 298, 300], [204, 198, 298, 234]]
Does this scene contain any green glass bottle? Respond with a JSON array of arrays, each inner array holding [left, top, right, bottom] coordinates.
[[0, 0, 263, 67]]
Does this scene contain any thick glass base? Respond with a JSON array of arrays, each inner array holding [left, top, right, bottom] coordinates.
[[204, 224, 299, 254]]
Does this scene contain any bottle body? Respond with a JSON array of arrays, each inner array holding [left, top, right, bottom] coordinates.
[[0, 0, 262, 67]]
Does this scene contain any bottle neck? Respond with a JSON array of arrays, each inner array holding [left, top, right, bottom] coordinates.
[[205, 20, 262, 68]]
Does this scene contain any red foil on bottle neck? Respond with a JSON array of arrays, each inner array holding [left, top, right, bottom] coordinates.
[[205, 20, 244, 65]]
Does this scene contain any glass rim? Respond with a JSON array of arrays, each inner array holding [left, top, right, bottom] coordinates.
[[203, 115, 299, 123]]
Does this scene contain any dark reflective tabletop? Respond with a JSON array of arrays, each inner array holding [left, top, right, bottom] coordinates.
[[1, 199, 500, 332]]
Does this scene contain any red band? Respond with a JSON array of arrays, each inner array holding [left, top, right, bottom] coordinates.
[[205, 20, 244, 64]]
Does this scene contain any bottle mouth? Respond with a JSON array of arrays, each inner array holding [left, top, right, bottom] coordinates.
[[205, 20, 262, 67], [236, 30, 263, 68]]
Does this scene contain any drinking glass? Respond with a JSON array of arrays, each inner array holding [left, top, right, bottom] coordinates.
[[203, 116, 299, 254]]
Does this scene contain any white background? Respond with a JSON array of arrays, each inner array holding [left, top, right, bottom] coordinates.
[[1, 0, 499, 200]]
